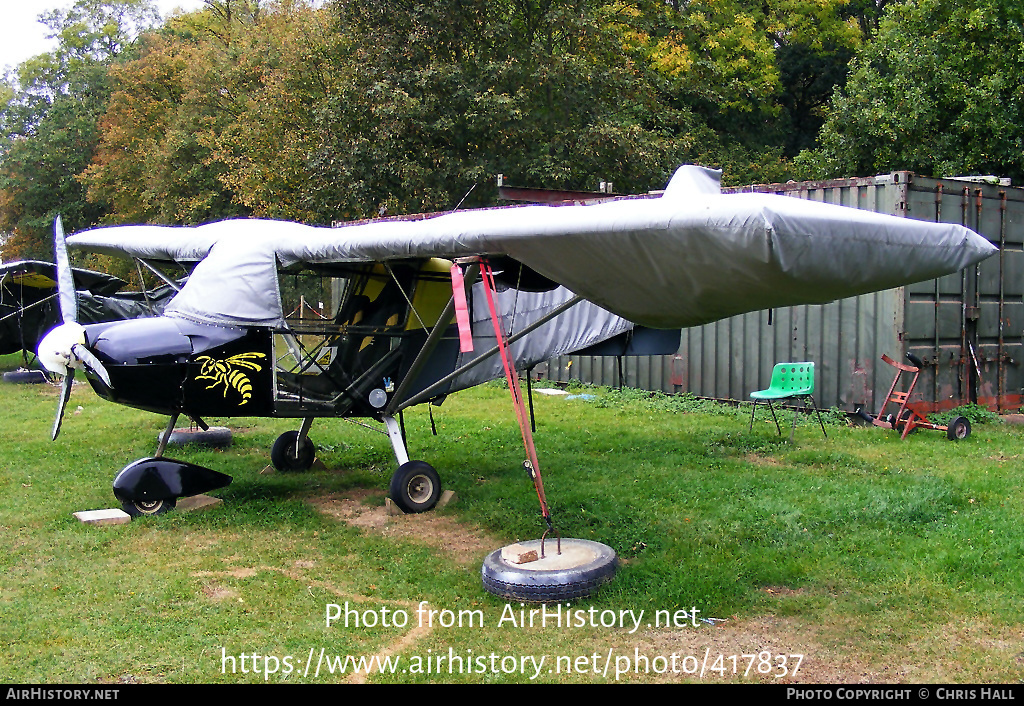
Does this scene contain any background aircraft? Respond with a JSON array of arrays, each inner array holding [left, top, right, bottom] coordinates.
[[0, 259, 178, 369]]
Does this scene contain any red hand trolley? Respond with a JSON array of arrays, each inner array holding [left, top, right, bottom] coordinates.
[[857, 353, 971, 441]]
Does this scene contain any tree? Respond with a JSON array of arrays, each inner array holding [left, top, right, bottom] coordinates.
[[801, 0, 1024, 181], [617, 0, 863, 180], [81, 27, 250, 224], [203, 0, 696, 222], [0, 0, 160, 260]]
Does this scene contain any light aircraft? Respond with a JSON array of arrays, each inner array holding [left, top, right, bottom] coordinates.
[[36, 166, 996, 528], [0, 259, 177, 367]]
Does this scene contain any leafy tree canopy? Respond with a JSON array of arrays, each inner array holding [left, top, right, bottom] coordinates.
[[800, 0, 1024, 181], [0, 0, 160, 260], [19, 0, 1023, 264]]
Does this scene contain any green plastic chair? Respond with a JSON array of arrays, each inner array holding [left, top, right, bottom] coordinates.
[[749, 362, 827, 440]]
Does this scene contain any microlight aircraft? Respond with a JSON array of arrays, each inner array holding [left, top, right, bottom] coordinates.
[[0, 260, 176, 365], [37, 166, 996, 527]]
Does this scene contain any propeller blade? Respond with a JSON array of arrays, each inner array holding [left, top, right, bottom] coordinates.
[[52, 367, 75, 441], [53, 215, 78, 325], [71, 343, 112, 389]]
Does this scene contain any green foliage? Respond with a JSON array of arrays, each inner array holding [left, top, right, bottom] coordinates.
[[8, 0, 1024, 258], [0, 0, 162, 258], [591, 386, 850, 428], [801, 0, 1024, 182], [4, 354, 1024, 682], [3, 0, 882, 252], [930, 403, 1003, 427]]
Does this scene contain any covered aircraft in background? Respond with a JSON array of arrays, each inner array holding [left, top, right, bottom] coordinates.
[[0, 259, 177, 366]]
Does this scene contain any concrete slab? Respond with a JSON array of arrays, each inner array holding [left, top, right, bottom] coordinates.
[[73, 508, 131, 526], [500, 543, 539, 564], [499, 539, 601, 571], [74, 495, 221, 524], [435, 489, 457, 509], [177, 494, 223, 512]]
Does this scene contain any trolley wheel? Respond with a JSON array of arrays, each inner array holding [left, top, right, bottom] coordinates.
[[898, 410, 919, 434], [946, 416, 971, 441]]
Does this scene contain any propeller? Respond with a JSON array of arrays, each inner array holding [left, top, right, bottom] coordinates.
[[37, 215, 113, 440]]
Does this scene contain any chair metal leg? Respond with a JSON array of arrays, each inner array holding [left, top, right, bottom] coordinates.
[[749, 400, 757, 432], [766, 401, 781, 435], [808, 395, 827, 439]]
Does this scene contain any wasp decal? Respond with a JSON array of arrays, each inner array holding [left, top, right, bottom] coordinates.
[[194, 352, 266, 405]]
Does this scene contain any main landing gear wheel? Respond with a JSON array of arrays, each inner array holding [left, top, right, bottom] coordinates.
[[271, 431, 316, 471], [947, 416, 971, 441], [481, 538, 618, 602], [388, 460, 441, 513], [121, 497, 177, 517]]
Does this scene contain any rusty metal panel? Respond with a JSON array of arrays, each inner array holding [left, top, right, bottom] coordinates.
[[541, 172, 1023, 413], [902, 176, 1024, 411]]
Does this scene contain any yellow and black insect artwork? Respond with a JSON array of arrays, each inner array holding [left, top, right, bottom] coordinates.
[[194, 352, 267, 405]]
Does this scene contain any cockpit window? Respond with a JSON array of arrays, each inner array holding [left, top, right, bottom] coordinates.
[[271, 261, 449, 416]]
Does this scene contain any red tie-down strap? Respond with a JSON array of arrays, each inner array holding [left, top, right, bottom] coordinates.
[[450, 263, 474, 353], [478, 259, 554, 530]]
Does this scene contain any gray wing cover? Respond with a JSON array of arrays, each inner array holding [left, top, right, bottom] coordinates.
[[67, 166, 997, 331]]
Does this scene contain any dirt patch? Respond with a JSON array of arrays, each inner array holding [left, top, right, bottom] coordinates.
[[632, 615, 1024, 683], [310, 490, 390, 531], [191, 567, 259, 579], [307, 490, 500, 565], [745, 453, 783, 466], [633, 616, 872, 683], [200, 583, 240, 601], [762, 586, 804, 597]]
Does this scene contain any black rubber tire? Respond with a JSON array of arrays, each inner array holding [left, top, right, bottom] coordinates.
[[3, 370, 48, 384], [947, 416, 971, 441], [388, 460, 441, 513], [160, 426, 233, 448], [270, 431, 316, 471], [121, 497, 177, 518], [481, 538, 618, 603]]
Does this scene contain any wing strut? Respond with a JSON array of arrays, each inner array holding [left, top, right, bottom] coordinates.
[[479, 259, 559, 555]]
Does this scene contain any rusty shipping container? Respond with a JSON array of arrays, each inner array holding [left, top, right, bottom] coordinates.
[[541, 172, 1024, 413]]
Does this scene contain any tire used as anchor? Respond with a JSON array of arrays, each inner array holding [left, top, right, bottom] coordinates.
[[482, 538, 617, 602]]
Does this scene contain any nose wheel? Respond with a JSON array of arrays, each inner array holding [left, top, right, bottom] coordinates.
[[122, 497, 177, 517]]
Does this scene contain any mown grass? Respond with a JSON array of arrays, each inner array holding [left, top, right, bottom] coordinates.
[[2, 354, 1023, 684]]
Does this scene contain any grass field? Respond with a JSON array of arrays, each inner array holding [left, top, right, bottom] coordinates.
[[2, 353, 1023, 684]]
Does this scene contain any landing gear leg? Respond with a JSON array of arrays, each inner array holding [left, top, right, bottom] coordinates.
[[383, 414, 441, 513], [383, 415, 409, 465], [155, 413, 180, 458]]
